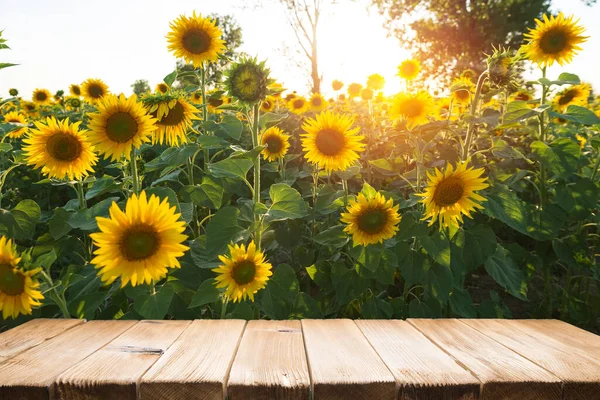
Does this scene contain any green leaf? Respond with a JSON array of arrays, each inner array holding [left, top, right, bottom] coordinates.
[[484, 246, 527, 300], [85, 177, 120, 200], [208, 158, 253, 180], [423, 262, 453, 302], [0, 200, 41, 240], [562, 105, 600, 125], [350, 244, 383, 272], [68, 197, 118, 231], [449, 287, 477, 318], [503, 102, 549, 124], [0, 63, 18, 70], [491, 138, 530, 161], [134, 284, 175, 319], [556, 72, 580, 84], [202, 114, 244, 140], [49, 208, 73, 239], [189, 279, 220, 308], [361, 298, 393, 319], [205, 207, 242, 259], [259, 112, 287, 130], [555, 178, 598, 217], [0, 143, 13, 152], [462, 225, 497, 269], [294, 293, 323, 318], [259, 264, 299, 319], [396, 212, 429, 241], [144, 187, 181, 212], [267, 183, 308, 221], [421, 231, 451, 269], [313, 225, 349, 247], [360, 182, 378, 199], [163, 70, 178, 86], [395, 244, 424, 286], [331, 261, 368, 305], [531, 138, 580, 179], [230, 302, 254, 320]]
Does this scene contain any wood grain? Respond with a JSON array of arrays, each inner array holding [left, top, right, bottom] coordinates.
[[409, 319, 562, 400], [301, 319, 396, 400], [55, 320, 190, 400], [463, 319, 600, 400], [357, 320, 480, 400], [0, 320, 136, 400], [0, 319, 84, 364], [139, 319, 246, 400], [227, 320, 310, 400]]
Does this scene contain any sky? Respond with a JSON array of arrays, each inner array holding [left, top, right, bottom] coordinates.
[[0, 0, 599, 99]]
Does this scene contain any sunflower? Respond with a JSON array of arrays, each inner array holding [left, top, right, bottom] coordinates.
[[451, 77, 474, 106], [91, 191, 189, 287], [367, 74, 385, 91], [69, 84, 82, 97], [332, 80, 344, 91], [576, 134, 587, 149], [0, 236, 44, 320], [361, 88, 374, 101], [88, 94, 157, 161], [510, 90, 534, 103], [308, 92, 327, 112], [65, 96, 82, 110], [23, 117, 97, 180], [151, 98, 200, 146], [167, 12, 225, 68], [418, 162, 489, 230], [389, 91, 435, 129], [269, 82, 285, 98], [521, 12, 588, 67], [436, 98, 459, 121], [397, 59, 421, 80], [81, 78, 109, 103], [206, 91, 230, 113], [22, 101, 38, 116], [301, 111, 365, 172], [261, 126, 290, 162], [284, 92, 297, 102], [288, 96, 309, 115], [212, 241, 272, 303], [3, 111, 28, 139], [32, 88, 52, 106], [155, 83, 169, 94], [341, 192, 401, 246], [225, 57, 271, 104], [347, 83, 363, 98], [552, 84, 590, 113], [261, 96, 276, 113]]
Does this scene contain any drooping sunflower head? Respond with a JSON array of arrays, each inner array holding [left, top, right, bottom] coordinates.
[[155, 83, 170, 94], [69, 84, 82, 97], [301, 110, 365, 172], [167, 11, 225, 68], [418, 162, 489, 230], [32, 88, 52, 105], [521, 12, 588, 67], [397, 59, 421, 81], [389, 91, 435, 129], [261, 126, 290, 162], [552, 83, 590, 112], [8, 88, 18, 97], [206, 90, 230, 114], [309, 92, 327, 112], [361, 88, 374, 101], [261, 96, 276, 113], [212, 241, 273, 303], [450, 77, 475, 105], [332, 80, 344, 91], [460, 69, 476, 82], [366, 74, 385, 91], [225, 57, 271, 105], [341, 191, 401, 247], [91, 191, 189, 287], [0, 236, 44, 320], [288, 96, 309, 115], [145, 95, 200, 146], [436, 98, 459, 121], [81, 78, 109, 103], [347, 83, 363, 98], [486, 46, 517, 88], [3, 111, 28, 139], [88, 94, 157, 161], [23, 117, 97, 180]]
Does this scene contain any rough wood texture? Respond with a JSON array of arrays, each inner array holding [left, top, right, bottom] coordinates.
[[0, 319, 84, 363], [463, 319, 600, 400], [140, 320, 246, 400], [227, 320, 310, 400], [409, 319, 562, 400], [302, 319, 396, 400], [55, 320, 190, 400], [357, 320, 480, 400], [0, 320, 136, 400]]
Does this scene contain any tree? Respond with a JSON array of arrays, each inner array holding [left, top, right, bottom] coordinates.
[[373, 0, 552, 84], [174, 14, 243, 89], [131, 79, 150, 95]]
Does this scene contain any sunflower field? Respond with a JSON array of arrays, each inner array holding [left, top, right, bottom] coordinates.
[[1, 11, 600, 332]]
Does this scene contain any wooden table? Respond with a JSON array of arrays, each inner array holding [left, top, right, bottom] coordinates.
[[0, 319, 598, 400]]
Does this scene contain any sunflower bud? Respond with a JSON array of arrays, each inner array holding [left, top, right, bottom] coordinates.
[[225, 57, 271, 105], [486, 47, 518, 88], [8, 88, 18, 96]]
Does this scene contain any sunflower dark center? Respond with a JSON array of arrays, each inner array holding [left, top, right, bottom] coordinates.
[[514, 93, 531, 101], [232, 259, 256, 285], [401, 64, 416, 76], [105, 112, 139, 143], [159, 101, 185, 126], [7, 118, 20, 123], [72, 86, 81, 96], [312, 98, 322, 106], [208, 97, 224, 107], [540, 28, 568, 54], [433, 176, 465, 206], [120, 225, 160, 261], [315, 128, 346, 156], [402, 99, 425, 117], [357, 208, 388, 234], [0, 264, 25, 296], [558, 90, 577, 105], [454, 90, 470, 100], [35, 92, 47, 101], [46, 133, 83, 162], [293, 99, 305, 109], [88, 84, 105, 99], [26, 104, 36, 111], [265, 135, 283, 153], [182, 29, 212, 55], [262, 100, 272, 109]]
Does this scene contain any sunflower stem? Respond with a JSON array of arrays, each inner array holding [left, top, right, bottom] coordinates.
[[130, 148, 140, 196], [538, 66, 548, 208], [220, 297, 229, 319], [591, 150, 600, 182], [200, 64, 209, 173], [463, 71, 488, 160], [40, 270, 70, 318], [251, 103, 262, 250]]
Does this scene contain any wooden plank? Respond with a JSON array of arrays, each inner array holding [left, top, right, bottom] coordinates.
[[0, 319, 84, 363], [227, 320, 310, 400], [55, 320, 190, 400], [409, 319, 562, 400], [463, 319, 600, 400], [140, 320, 246, 400], [0, 320, 136, 400], [301, 319, 396, 400], [357, 320, 480, 400]]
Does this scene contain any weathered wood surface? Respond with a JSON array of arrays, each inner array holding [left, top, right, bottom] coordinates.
[[357, 319, 480, 400], [227, 320, 310, 400], [409, 319, 563, 400], [0, 318, 599, 400]]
